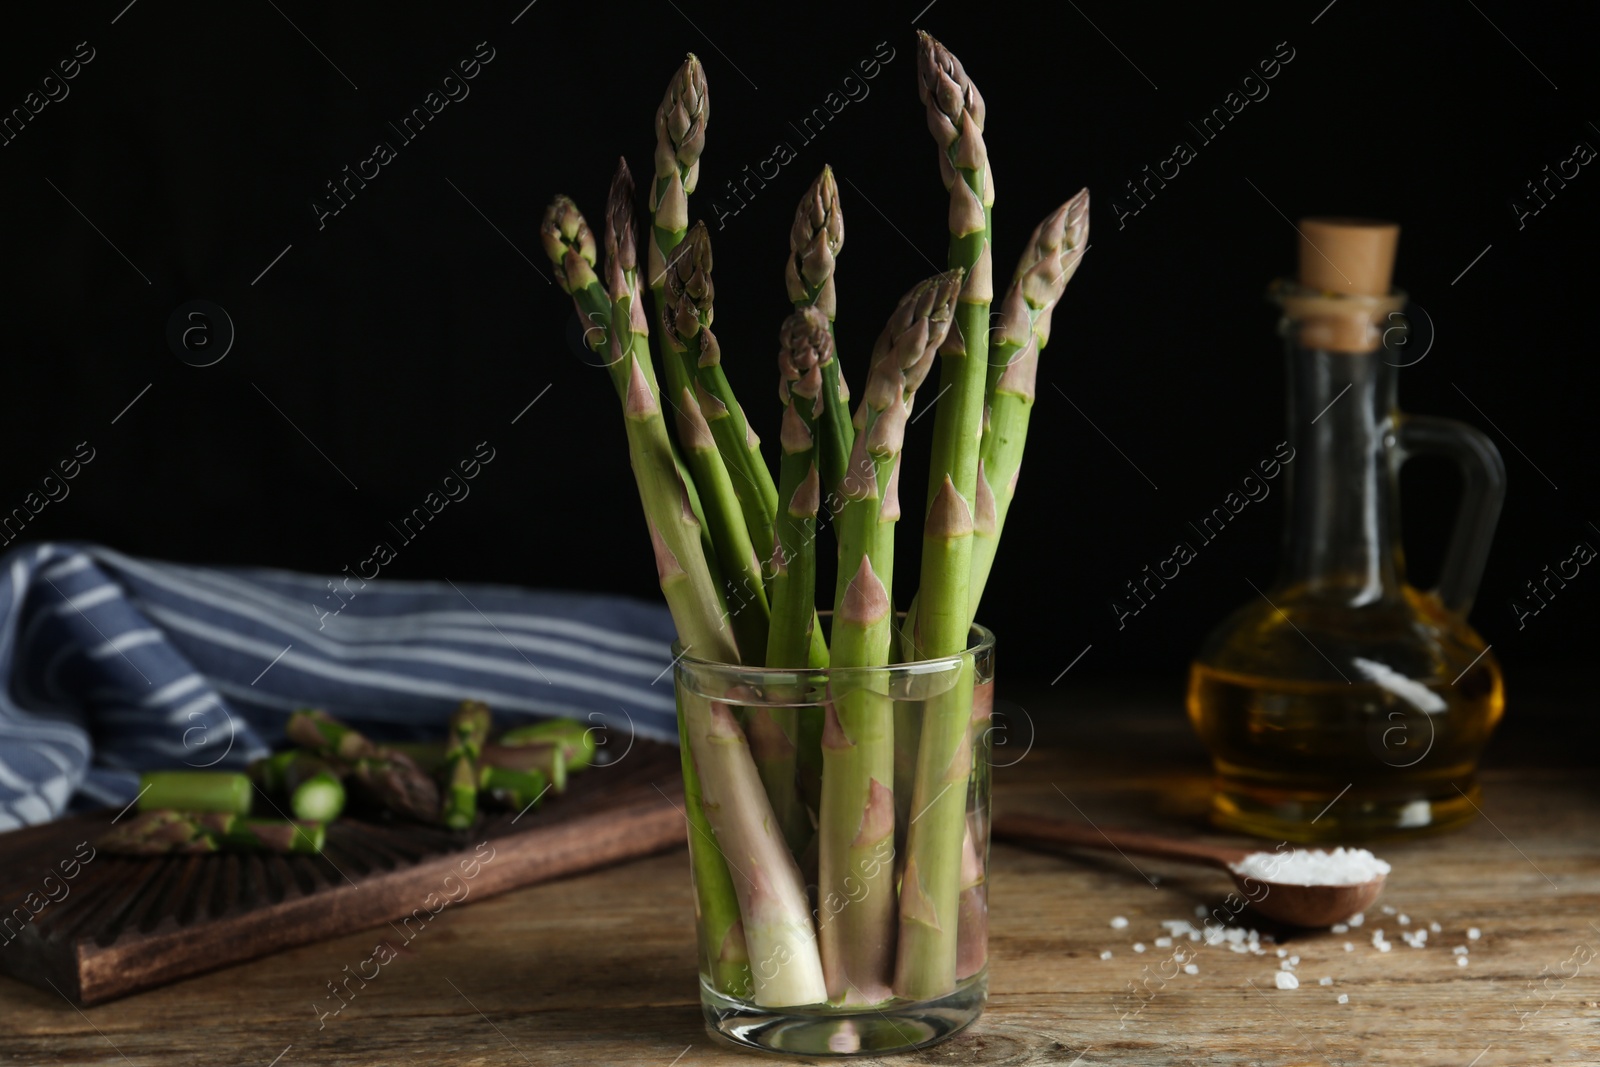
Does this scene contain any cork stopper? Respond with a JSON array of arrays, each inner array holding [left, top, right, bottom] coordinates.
[[1284, 217, 1402, 353], [1297, 217, 1399, 297]]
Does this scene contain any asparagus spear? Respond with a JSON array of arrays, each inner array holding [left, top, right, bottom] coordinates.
[[648, 54, 709, 295], [970, 190, 1089, 621], [662, 224, 772, 656], [787, 166, 855, 504], [562, 180, 822, 1002], [442, 700, 492, 830], [484, 743, 567, 793], [499, 718, 598, 768], [480, 765, 549, 810], [896, 32, 995, 1001], [100, 810, 236, 853], [820, 270, 964, 1004], [757, 307, 830, 857], [544, 189, 725, 594], [99, 811, 324, 854], [138, 771, 252, 815], [677, 690, 752, 998], [287, 709, 440, 822], [251, 752, 347, 822]]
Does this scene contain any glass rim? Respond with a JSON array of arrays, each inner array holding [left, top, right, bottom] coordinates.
[[671, 615, 995, 679]]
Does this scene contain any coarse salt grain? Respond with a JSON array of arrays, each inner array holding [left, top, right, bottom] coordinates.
[[1382, 905, 1396, 915], [1337, 994, 1349, 1004], [1110, 916, 1129, 929], [1289, 955, 1300, 965], [1277, 948, 1288, 958], [1331, 923, 1349, 934], [1348, 913, 1365, 927], [1398, 914, 1410, 925], [1184, 963, 1199, 975], [1134, 943, 1146, 953], [1319, 977, 1333, 986], [1430, 921, 1442, 933], [1275, 971, 1299, 990], [1453, 946, 1469, 955], [1468, 928, 1481, 940], [1099, 950, 1112, 960], [1344, 942, 1354, 952], [1155, 937, 1172, 948], [1229, 847, 1391, 887], [1457, 956, 1469, 967], [1280, 960, 1294, 972]]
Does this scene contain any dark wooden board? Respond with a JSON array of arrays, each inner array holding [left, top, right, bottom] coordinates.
[[0, 740, 685, 1005]]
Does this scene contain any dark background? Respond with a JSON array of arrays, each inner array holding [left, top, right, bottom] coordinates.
[[1, 0, 1594, 689]]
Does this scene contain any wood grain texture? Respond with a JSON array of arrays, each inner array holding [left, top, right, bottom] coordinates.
[[0, 683, 1595, 1065]]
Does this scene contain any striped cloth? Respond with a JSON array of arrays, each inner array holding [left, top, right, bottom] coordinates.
[[0, 542, 679, 831]]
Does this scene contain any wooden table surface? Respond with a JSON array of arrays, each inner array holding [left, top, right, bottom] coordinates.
[[3, 680, 1596, 1065]]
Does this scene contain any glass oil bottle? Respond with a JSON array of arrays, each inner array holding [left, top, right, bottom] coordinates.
[[1188, 218, 1507, 842]]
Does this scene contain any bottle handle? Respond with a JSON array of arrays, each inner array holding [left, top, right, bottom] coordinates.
[[1395, 414, 1507, 616]]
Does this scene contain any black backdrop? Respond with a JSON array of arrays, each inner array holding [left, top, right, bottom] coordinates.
[[1, 0, 1595, 688]]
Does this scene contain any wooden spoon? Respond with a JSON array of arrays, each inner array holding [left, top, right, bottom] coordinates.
[[992, 812, 1386, 928]]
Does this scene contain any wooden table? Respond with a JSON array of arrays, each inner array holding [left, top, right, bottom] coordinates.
[[3, 680, 1596, 1065]]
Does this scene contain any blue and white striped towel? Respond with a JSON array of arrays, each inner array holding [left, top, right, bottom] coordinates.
[[0, 542, 679, 831]]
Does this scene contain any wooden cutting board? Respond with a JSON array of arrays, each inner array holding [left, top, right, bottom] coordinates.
[[0, 740, 685, 1005]]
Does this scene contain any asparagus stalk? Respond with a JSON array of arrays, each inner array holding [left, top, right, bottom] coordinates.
[[568, 178, 824, 1003], [480, 765, 549, 810], [896, 33, 995, 1000], [662, 224, 772, 656], [442, 700, 492, 830], [485, 743, 567, 793], [684, 694, 827, 1007], [677, 690, 752, 997], [499, 718, 599, 769], [787, 166, 855, 503], [820, 270, 963, 1004], [288, 709, 440, 822], [757, 308, 831, 857], [544, 190, 725, 597], [970, 190, 1089, 620], [99, 811, 323, 854], [349, 757, 441, 823], [647, 58, 758, 576], [138, 771, 252, 815]]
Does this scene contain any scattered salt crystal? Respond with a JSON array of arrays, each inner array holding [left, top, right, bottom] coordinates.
[[1348, 913, 1365, 927], [1343, 942, 1354, 952], [1133, 943, 1146, 953], [1184, 963, 1199, 975], [1155, 937, 1173, 948], [1277, 948, 1287, 958], [1280, 961, 1294, 973], [1331, 923, 1349, 934], [1319, 977, 1333, 986], [1372, 930, 1392, 952], [1230, 943, 1249, 953], [1099, 950, 1112, 960], [1230, 847, 1391, 887], [1289, 955, 1300, 966], [1453, 946, 1469, 955], [1275, 971, 1299, 990], [1457, 956, 1469, 967], [1382, 905, 1396, 915], [1337, 993, 1349, 1004], [1429, 921, 1442, 933], [1110, 916, 1129, 929], [1378, 942, 1392, 953], [1468, 928, 1481, 940], [1398, 914, 1410, 925]]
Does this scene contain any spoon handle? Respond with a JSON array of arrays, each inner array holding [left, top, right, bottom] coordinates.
[[992, 812, 1251, 870]]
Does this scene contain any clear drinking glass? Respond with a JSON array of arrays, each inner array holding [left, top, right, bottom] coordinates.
[[671, 619, 995, 1056]]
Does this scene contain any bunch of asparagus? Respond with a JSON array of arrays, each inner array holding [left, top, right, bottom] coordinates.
[[97, 706, 600, 854], [540, 33, 1087, 1008]]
